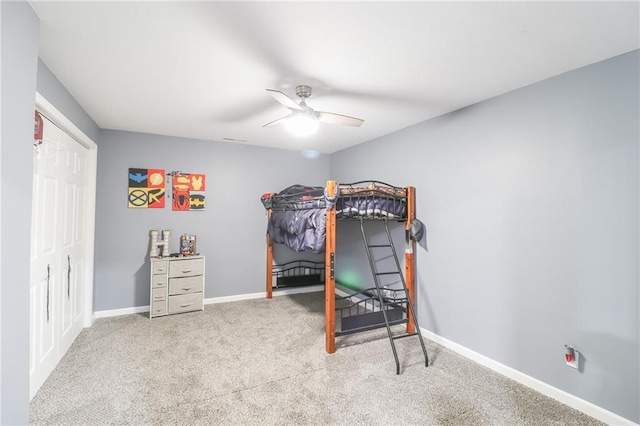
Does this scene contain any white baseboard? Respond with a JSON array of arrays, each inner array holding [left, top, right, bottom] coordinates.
[[204, 285, 324, 305], [202, 285, 349, 306], [92, 287, 325, 319], [92, 305, 149, 321], [420, 328, 638, 426], [335, 288, 350, 298]]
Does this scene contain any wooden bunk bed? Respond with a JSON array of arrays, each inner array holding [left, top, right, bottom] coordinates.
[[261, 180, 428, 373]]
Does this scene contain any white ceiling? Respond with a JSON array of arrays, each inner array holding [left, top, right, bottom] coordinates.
[[31, 1, 639, 154]]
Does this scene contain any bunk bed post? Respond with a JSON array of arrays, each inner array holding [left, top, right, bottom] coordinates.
[[266, 208, 273, 299], [405, 186, 416, 334], [325, 180, 337, 354]]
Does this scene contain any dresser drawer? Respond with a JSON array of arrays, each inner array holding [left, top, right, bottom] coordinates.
[[151, 260, 168, 274], [152, 287, 166, 301], [152, 274, 167, 288], [151, 300, 166, 316], [169, 258, 204, 278], [168, 292, 203, 314], [168, 275, 203, 295]]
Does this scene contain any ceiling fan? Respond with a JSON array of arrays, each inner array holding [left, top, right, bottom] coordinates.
[[263, 85, 364, 136]]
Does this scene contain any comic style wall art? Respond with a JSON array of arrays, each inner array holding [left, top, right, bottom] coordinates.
[[171, 172, 206, 211], [128, 168, 166, 208]]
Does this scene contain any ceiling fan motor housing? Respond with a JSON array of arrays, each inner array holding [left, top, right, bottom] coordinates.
[[296, 85, 313, 99]]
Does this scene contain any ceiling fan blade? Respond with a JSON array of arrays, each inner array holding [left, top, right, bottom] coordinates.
[[316, 111, 364, 127], [263, 116, 288, 128], [266, 89, 303, 111]]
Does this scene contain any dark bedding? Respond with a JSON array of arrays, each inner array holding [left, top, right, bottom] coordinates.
[[268, 209, 327, 253], [335, 197, 406, 219], [262, 185, 327, 253], [262, 183, 407, 253]]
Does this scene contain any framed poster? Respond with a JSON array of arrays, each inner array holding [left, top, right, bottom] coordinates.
[[128, 168, 165, 208], [172, 172, 205, 211]]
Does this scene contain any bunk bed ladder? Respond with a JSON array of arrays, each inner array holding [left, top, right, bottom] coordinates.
[[359, 218, 429, 374]]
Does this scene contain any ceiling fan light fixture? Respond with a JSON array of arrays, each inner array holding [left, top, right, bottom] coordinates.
[[284, 112, 318, 137], [264, 85, 363, 135]]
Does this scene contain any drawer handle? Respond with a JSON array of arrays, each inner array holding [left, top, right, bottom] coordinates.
[[180, 303, 192, 307], [155, 295, 163, 299], [181, 269, 192, 274], [181, 287, 192, 291]]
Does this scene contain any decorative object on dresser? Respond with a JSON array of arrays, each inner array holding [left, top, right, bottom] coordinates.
[[180, 234, 197, 256], [149, 229, 171, 258], [150, 255, 205, 318]]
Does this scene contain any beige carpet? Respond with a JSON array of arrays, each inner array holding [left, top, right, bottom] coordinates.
[[30, 292, 603, 425]]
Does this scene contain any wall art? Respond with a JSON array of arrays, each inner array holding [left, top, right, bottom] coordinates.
[[171, 171, 206, 211], [128, 168, 166, 208]]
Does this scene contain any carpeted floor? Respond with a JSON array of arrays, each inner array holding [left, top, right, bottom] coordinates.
[[30, 292, 603, 425]]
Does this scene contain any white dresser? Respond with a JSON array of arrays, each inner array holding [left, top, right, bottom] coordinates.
[[150, 256, 205, 318]]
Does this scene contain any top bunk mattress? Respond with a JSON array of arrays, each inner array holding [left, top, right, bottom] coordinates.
[[262, 181, 408, 219], [335, 182, 407, 219], [262, 181, 408, 253]]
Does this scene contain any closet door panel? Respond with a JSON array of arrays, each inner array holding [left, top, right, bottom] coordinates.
[[60, 254, 84, 353], [37, 272, 57, 364], [29, 263, 60, 397], [30, 124, 64, 399], [61, 181, 74, 247], [75, 185, 86, 244], [30, 116, 92, 398], [37, 175, 59, 256], [59, 131, 89, 354], [59, 179, 74, 342], [72, 259, 85, 323], [60, 255, 73, 344]]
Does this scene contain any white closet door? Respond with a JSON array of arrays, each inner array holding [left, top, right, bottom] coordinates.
[[30, 116, 90, 398], [58, 128, 89, 354], [30, 119, 65, 396]]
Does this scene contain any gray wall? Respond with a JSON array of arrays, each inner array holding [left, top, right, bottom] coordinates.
[[0, 2, 39, 424], [3, 2, 636, 422], [330, 50, 640, 422], [95, 130, 328, 311], [36, 59, 100, 143]]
